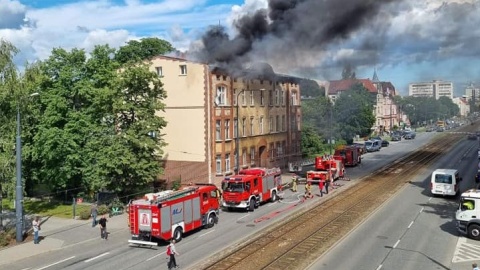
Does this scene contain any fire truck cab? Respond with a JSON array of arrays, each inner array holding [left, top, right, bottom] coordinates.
[[334, 145, 361, 166], [128, 183, 220, 246], [456, 189, 480, 240], [221, 167, 282, 212], [306, 156, 345, 182]]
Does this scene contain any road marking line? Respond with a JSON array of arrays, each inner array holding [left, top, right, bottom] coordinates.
[[84, 252, 109, 263], [146, 253, 163, 261], [393, 240, 400, 249], [37, 256, 75, 270], [199, 230, 215, 237], [20, 268, 31, 270], [420, 207, 424, 213], [428, 197, 433, 201], [237, 214, 250, 221], [408, 221, 414, 228], [376, 265, 383, 270]]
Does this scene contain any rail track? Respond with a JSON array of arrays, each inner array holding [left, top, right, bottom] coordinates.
[[199, 130, 474, 270]]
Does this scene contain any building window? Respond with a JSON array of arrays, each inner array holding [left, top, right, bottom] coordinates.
[[250, 147, 255, 164], [276, 115, 280, 132], [234, 118, 238, 138], [250, 90, 254, 106], [180, 65, 187, 75], [225, 154, 231, 173], [282, 115, 285, 131], [242, 117, 246, 137], [216, 120, 221, 141], [260, 91, 265, 106], [269, 90, 273, 106], [250, 117, 254, 136], [242, 90, 246, 106], [277, 142, 283, 157], [275, 89, 279, 105], [242, 150, 247, 166], [291, 92, 298, 106], [225, 119, 230, 140], [270, 143, 275, 158], [269, 116, 273, 132], [233, 89, 237, 106], [216, 155, 222, 174], [216, 86, 227, 106], [259, 116, 264, 134], [155, 66, 163, 77], [281, 89, 285, 105]]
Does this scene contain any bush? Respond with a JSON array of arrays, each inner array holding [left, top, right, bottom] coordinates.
[[98, 204, 109, 215], [0, 229, 14, 247], [79, 209, 91, 220]]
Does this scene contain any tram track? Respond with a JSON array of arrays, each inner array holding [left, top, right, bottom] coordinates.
[[199, 131, 471, 270]]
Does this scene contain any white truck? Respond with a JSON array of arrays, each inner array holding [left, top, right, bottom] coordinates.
[[456, 189, 480, 240]]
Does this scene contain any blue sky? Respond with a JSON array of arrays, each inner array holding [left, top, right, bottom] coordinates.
[[1, 0, 479, 96]]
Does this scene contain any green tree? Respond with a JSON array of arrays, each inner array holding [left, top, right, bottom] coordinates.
[[115, 37, 174, 64], [301, 124, 325, 158], [334, 83, 375, 142], [32, 45, 167, 197]]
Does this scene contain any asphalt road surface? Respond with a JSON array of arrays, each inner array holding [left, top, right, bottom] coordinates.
[[308, 134, 480, 270], [2, 131, 450, 270]]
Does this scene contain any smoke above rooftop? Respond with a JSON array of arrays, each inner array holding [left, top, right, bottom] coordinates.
[[189, 0, 480, 83]]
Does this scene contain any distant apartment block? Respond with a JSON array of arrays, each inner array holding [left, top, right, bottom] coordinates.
[[409, 80, 453, 99], [465, 83, 480, 101], [149, 56, 302, 186]]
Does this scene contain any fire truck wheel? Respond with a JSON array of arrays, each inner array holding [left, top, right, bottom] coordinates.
[[271, 191, 278, 202], [173, 227, 183, 242], [249, 199, 255, 212], [206, 213, 216, 228], [468, 224, 480, 240]]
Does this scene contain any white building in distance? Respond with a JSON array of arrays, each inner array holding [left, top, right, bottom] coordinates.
[[465, 83, 480, 101], [408, 80, 453, 100]]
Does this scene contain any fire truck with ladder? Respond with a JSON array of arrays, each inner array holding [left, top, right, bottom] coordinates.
[[128, 183, 220, 246], [334, 145, 362, 166], [221, 167, 282, 212], [306, 155, 345, 183]]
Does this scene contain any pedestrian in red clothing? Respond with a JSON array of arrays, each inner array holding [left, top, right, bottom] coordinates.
[[319, 179, 325, 197]]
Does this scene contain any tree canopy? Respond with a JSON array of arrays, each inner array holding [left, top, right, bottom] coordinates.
[[394, 95, 460, 126], [115, 37, 174, 64]]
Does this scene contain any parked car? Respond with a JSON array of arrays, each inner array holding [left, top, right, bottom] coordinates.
[[468, 133, 477, 140], [365, 140, 381, 152], [370, 136, 385, 149], [391, 132, 402, 141], [381, 140, 390, 147], [404, 131, 416, 139], [436, 127, 445, 132]]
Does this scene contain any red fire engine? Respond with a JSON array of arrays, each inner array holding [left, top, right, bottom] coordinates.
[[128, 183, 220, 246], [334, 145, 362, 166], [221, 167, 282, 211], [306, 155, 345, 182]]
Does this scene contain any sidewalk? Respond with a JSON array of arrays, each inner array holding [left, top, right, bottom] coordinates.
[[0, 214, 127, 266]]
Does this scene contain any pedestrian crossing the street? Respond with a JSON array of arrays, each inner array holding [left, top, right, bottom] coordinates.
[[452, 237, 480, 263]]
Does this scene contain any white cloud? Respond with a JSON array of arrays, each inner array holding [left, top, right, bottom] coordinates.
[[0, 0, 27, 29]]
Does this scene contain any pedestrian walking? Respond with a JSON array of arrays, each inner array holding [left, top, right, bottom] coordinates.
[[32, 216, 41, 244], [91, 202, 98, 227], [319, 179, 325, 197], [473, 263, 479, 270], [304, 181, 313, 199], [167, 239, 180, 269], [98, 215, 108, 240], [291, 173, 298, 192], [325, 174, 330, 194]]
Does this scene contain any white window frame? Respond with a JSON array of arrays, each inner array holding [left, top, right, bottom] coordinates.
[[225, 154, 231, 173], [180, 65, 187, 75], [259, 116, 264, 134], [250, 146, 255, 164], [216, 86, 227, 106], [233, 89, 238, 106], [242, 90, 246, 106], [250, 117, 254, 136], [215, 120, 221, 141], [269, 116, 273, 132], [242, 117, 246, 137], [242, 150, 247, 167], [275, 89, 279, 105], [250, 90, 254, 106], [281, 89, 285, 105], [225, 119, 230, 140], [215, 155, 222, 174], [155, 66, 163, 77], [278, 143, 283, 157], [260, 91, 265, 106], [291, 92, 298, 106]]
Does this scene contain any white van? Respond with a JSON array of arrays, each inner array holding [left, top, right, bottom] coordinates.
[[430, 169, 462, 196]]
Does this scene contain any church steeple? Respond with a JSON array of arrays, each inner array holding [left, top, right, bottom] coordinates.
[[372, 67, 380, 83]]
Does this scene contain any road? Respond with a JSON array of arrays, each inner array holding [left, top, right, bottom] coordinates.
[[1, 131, 449, 270], [308, 134, 480, 270]]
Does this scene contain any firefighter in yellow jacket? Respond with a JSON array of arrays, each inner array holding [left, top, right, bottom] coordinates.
[[291, 173, 298, 192]]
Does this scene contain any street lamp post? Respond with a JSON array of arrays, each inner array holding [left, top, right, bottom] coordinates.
[[15, 92, 39, 242]]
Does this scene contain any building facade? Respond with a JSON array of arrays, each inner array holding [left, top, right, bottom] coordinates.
[[452, 97, 470, 117], [465, 83, 480, 101], [149, 56, 302, 186], [409, 80, 453, 99]]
